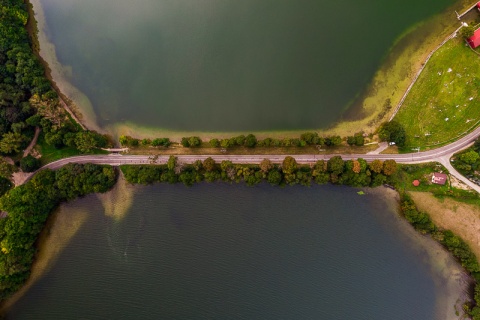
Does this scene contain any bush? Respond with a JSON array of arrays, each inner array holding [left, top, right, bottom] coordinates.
[[20, 155, 41, 172]]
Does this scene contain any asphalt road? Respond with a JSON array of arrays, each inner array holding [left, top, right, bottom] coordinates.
[[32, 125, 480, 192]]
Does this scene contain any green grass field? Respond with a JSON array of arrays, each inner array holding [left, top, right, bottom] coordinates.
[[36, 134, 108, 165], [394, 37, 480, 151]]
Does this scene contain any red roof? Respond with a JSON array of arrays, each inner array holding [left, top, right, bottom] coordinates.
[[432, 173, 447, 185], [468, 28, 480, 49], [478, 2, 480, 8], [412, 180, 420, 187]]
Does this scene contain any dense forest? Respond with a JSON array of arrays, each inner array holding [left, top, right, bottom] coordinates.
[[0, 0, 110, 188], [0, 163, 116, 301]]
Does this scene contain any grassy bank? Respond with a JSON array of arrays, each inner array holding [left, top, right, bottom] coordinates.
[[394, 37, 480, 150]]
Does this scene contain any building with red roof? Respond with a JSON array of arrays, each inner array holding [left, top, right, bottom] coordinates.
[[412, 180, 420, 187], [468, 28, 480, 49], [432, 173, 448, 185]]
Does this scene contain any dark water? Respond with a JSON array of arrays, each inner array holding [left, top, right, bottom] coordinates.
[[35, 0, 454, 131], [5, 183, 464, 319]]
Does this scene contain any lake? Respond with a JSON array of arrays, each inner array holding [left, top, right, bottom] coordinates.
[[32, 0, 455, 132], [4, 182, 468, 319]]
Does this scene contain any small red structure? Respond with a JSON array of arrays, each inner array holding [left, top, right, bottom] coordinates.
[[432, 173, 447, 185], [468, 28, 480, 49], [477, 1, 480, 10], [412, 180, 420, 187]]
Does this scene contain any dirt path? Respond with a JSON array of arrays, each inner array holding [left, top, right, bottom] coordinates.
[[23, 127, 41, 158]]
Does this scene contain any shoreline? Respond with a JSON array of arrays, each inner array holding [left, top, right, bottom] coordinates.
[[26, 0, 467, 140], [10, 0, 480, 318], [368, 187, 473, 320]]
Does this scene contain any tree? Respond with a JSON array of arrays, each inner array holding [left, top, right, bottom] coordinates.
[[300, 132, 320, 145], [378, 121, 406, 147], [44, 132, 64, 147], [352, 160, 361, 174], [203, 157, 216, 172], [459, 150, 480, 165], [461, 25, 476, 39], [220, 139, 230, 148], [209, 139, 220, 147], [167, 155, 176, 171], [20, 155, 40, 172], [259, 158, 273, 173], [326, 135, 342, 146], [0, 157, 15, 179], [244, 134, 257, 148], [267, 170, 282, 185], [235, 135, 246, 146], [369, 159, 383, 174], [354, 133, 365, 146], [0, 132, 26, 154], [327, 156, 344, 175], [74, 131, 97, 153], [383, 159, 397, 176], [347, 136, 356, 146], [188, 136, 202, 147], [181, 137, 190, 147], [282, 156, 297, 174]]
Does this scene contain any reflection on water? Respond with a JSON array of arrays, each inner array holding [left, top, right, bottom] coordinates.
[[4, 182, 470, 319], [32, 0, 454, 132]]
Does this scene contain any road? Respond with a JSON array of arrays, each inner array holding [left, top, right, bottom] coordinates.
[[25, 125, 480, 192]]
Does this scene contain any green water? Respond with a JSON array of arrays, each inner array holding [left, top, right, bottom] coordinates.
[[5, 183, 469, 319], [35, 0, 455, 132]]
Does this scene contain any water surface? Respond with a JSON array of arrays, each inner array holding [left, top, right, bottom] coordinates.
[[34, 0, 454, 132], [5, 183, 467, 319]]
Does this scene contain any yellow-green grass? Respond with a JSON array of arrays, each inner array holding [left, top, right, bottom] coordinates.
[[394, 37, 480, 151]]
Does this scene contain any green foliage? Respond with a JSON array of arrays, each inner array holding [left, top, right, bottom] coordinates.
[[181, 136, 201, 148], [119, 135, 139, 147], [325, 136, 342, 146], [459, 150, 479, 165], [0, 164, 116, 300], [244, 134, 257, 148], [0, 132, 27, 154], [441, 230, 480, 272], [460, 25, 476, 39], [167, 155, 176, 171], [209, 138, 220, 148], [19, 154, 40, 172], [327, 156, 344, 175], [267, 170, 282, 185], [203, 157, 216, 172], [378, 121, 406, 147], [282, 156, 297, 175], [74, 131, 97, 153], [347, 132, 365, 146], [151, 138, 171, 147]]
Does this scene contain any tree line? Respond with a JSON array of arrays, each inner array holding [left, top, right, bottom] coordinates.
[[119, 131, 366, 149], [121, 156, 398, 188], [0, 163, 116, 301], [119, 122, 406, 150]]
